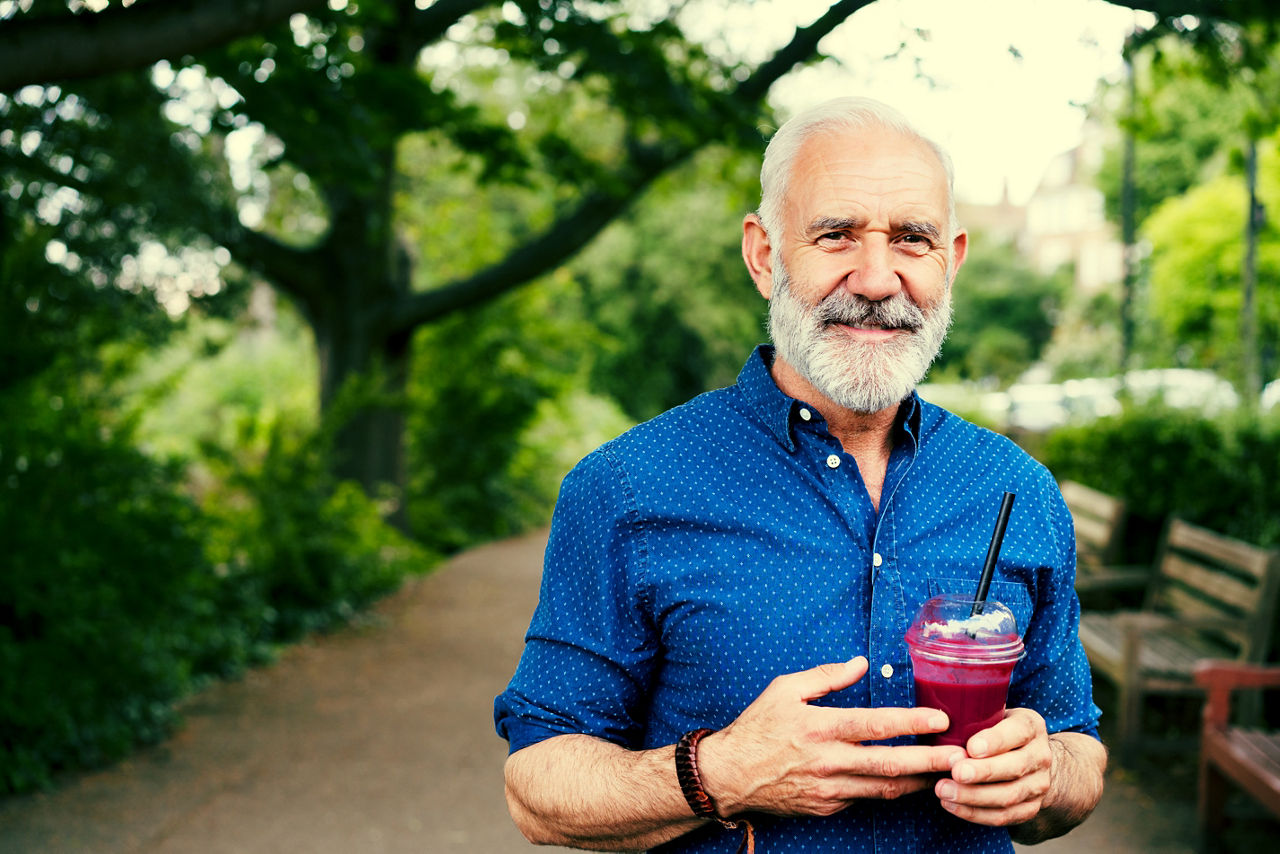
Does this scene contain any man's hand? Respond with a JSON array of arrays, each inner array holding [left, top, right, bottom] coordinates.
[[933, 708, 1107, 842], [699, 656, 966, 818]]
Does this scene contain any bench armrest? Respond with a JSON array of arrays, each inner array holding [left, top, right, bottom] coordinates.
[[1193, 661, 1280, 728]]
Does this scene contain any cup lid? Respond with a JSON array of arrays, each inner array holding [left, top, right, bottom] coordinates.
[[903, 593, 1024, 662]]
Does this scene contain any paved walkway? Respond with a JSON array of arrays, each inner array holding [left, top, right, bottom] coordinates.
[[0, 529, 1203, 853]]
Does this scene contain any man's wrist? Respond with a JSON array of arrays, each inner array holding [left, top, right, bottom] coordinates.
[[689, 728, 748, 816], [675, 729, 724, 820]]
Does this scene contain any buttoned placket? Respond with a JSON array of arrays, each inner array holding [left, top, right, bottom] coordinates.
[[866, 433, 919, 715], [792, 404, 919, 714]]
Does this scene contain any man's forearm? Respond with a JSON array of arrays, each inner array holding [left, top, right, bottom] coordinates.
[[1009, 732, 1107, 845], [504, 733, 703, 850]]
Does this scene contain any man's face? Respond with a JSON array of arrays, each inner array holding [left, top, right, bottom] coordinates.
[[747, 125, 966, 413], [767, 255, 953, 413]]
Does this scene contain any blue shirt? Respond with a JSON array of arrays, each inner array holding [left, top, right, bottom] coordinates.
[[495, 346, 1101, 853]]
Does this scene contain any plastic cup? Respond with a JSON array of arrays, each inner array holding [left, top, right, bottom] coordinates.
[[904, 593, 1025, 747]]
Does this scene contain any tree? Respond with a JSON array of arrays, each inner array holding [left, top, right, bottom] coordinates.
[[2, 0, 875, 528], [5, 0, 1280, 527], [1141, 140, 1280, 383], [930, 232, 1069, 385], [1092, 24, 1280, 394]]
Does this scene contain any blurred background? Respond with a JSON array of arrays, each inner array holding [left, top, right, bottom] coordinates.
[[2, 0, 1278, 818]]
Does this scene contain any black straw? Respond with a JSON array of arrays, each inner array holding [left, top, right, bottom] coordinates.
[[972, 492, 1016, 616]]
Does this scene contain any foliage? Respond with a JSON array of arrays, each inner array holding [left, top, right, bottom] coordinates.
[[1094, 38, 1254, 230], [0, 370, 219, 794], [406, 271, 628, 554], [1141, 139, 1280, 384], [1042, 405, 1280, 552], [199, 409, 428, 645], [0, 357, 429, 794], [931, 232, 1068, 385], [1, 235, 427, 794], [576, 147, 765, 421]]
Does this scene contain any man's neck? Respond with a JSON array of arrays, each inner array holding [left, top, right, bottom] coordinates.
[[770, 357, 900, 510]]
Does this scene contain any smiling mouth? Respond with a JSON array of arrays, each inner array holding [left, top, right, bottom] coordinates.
[[831, 321, 914, 335]]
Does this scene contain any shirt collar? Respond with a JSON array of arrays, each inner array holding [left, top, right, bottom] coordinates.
[[737, 344, 923, 453]]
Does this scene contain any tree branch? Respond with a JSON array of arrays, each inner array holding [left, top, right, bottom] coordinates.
[[392, 0, 868, 332], [1101, 0, 1280, 24], [218, 223, 329, 308], [0, 0, 329, 92], [733, 0, 874, 105], [393, 161, 677, 329]]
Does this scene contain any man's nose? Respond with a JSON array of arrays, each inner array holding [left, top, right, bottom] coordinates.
[[843, 239, 902, 301]]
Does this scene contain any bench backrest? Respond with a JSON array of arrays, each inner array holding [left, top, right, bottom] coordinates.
[[1146, 518, 1280, 662], [1060, 480, 1127, 573]]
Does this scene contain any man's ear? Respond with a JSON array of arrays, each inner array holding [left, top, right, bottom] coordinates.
[[742, 213, 775, 299], [948, 229, 969, 288]]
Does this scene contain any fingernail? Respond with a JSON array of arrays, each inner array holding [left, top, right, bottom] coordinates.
[[954, 764, 974, 783], [929, 714, 947, 730], [969, 737, 988, 757], [937, 780, 957, 800]]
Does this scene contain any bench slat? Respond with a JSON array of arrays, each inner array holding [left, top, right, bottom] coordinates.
[[1155, 587, 1249, 647], [1167, 520, 1274, 582], [1159, 553, 1260, 614]]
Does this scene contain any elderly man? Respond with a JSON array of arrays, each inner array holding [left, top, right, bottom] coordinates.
[[494, 96, 1106, 853]]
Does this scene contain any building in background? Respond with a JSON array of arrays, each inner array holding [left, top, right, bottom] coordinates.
[[958, 120, 1124, 295]]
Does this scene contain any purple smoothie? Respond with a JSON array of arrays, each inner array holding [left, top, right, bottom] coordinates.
[[904, 594, 1024, 748]]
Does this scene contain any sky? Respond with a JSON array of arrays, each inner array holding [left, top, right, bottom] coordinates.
[[685, 0, 1152, 205]]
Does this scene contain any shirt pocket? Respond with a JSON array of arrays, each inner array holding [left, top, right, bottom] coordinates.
[[926, 576, 1034, 639]]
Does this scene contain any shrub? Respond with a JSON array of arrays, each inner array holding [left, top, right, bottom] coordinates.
[[1042, 404, 1280, 554], [0, 383, 218, 793], [0, 377, 430, 795]]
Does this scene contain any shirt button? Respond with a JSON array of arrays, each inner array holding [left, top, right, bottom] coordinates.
[[880, 663, 894, 678], [799, 407, 812, 422], [826, 454, 840, 469], [873, 553, 883, 567]]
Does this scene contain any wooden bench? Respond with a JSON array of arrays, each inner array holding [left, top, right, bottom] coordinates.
[[1194, 661, 1280, 851], [1058, 480, 1149, 597], [1077, 518, 1280, 755]]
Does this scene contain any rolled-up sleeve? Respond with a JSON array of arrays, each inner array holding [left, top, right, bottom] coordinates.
[[494, 446, 660, 754], [1008, 473, 1101, 740]]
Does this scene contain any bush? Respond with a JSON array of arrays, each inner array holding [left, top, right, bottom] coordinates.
[[0, 377, 431, 795], [201, 411, 430, 645], [0, 383, 218, 793], [1042, 404, 1280, 554]]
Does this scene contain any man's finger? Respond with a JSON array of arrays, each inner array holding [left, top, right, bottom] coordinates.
[[937, 774, 1049, 812], [832, 742, 967, 778], [828, 705, 954, 743], [782, 656, 870, 702], [966, 707, 1044, 758]]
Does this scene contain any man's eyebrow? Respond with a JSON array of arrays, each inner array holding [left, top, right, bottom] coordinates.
[[805, 215, 865, 235], [897, 220, 943, 241]]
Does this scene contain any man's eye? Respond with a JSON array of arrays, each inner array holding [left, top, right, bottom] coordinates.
[[818, 232, 848, 243], [898, 234, 933, 253]]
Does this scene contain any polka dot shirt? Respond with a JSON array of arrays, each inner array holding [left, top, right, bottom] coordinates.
[[495, 345, 1101, 853]]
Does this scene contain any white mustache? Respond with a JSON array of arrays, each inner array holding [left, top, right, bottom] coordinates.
[[813, 292, 925, 332]]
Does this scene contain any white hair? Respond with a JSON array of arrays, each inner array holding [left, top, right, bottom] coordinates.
[[756, 96, 959, 240]]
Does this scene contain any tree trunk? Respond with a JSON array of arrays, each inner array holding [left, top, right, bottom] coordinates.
[[1120, 40, 1138, 376], [1241, 134, 1262, 410]]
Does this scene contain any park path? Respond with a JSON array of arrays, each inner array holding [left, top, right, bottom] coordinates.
[[0, 529, 1197, 853]]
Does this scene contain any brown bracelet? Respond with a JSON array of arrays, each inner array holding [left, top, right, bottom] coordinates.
[[675, 728, 756, 854]]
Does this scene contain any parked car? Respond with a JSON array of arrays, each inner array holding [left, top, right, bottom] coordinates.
[[1263, 379, 1280, 413], [1122, 368, 1239, 414]]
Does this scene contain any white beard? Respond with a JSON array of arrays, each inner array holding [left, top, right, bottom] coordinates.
[[767, 262, 953, 414]]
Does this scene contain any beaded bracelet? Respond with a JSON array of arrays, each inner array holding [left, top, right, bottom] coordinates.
[[675, 728, 756, 854]]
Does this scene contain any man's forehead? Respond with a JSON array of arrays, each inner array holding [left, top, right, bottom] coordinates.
[[785, 128, 949, 225]]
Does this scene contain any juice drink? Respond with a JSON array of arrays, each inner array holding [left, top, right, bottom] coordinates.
[[903, 594, 1024, 747]]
